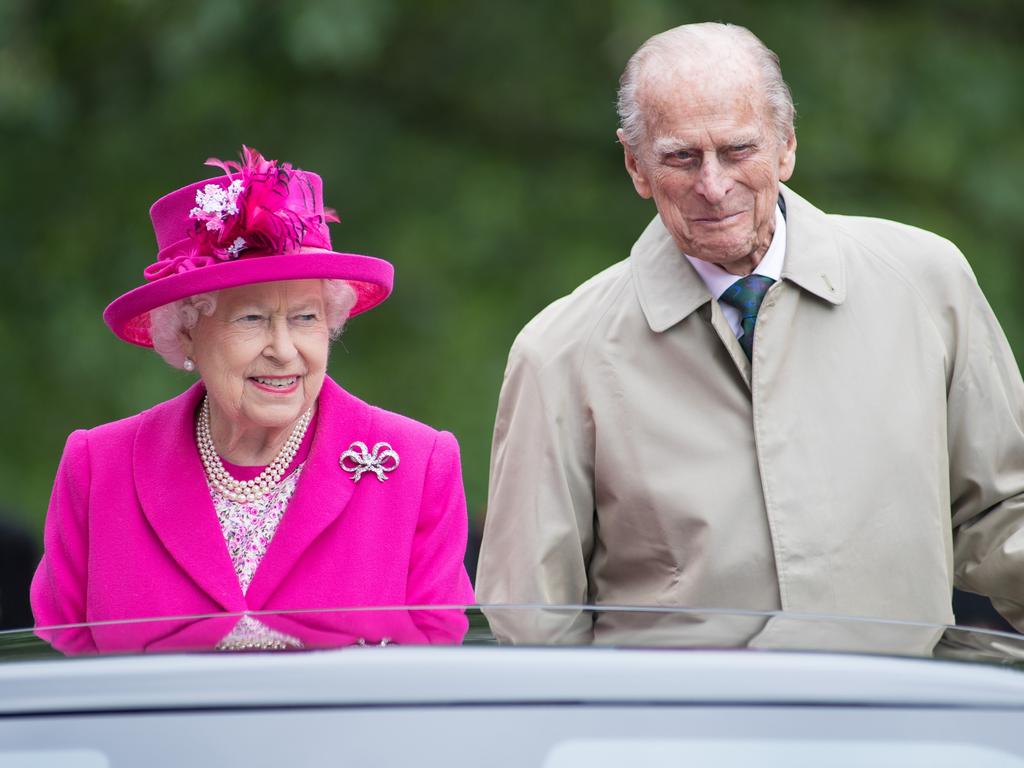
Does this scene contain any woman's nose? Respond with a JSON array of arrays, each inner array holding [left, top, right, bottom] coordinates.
[[264, 318, 298, 361]]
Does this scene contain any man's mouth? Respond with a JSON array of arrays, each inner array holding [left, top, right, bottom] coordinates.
[[694, 211, 743, 224]]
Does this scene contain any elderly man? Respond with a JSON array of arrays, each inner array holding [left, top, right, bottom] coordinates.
[[476, 22, 1024, 643]]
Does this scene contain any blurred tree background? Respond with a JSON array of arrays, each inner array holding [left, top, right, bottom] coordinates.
[[1, 0, 1022, 546]]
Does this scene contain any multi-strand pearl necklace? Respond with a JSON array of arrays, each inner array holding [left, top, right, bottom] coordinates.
[[196, 395, 313, 503]]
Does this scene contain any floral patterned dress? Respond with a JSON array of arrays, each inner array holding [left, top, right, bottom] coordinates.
[[209, 419, 316, 650]]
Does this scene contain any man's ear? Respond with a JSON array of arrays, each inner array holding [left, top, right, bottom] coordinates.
[[618, 129, 652, 199], [778, 130, 797, 183]]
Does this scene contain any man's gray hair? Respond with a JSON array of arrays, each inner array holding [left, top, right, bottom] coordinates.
[[617, 23, 795, 149]]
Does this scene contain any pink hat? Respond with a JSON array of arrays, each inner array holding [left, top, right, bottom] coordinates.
[[104, 146, 394, 347]]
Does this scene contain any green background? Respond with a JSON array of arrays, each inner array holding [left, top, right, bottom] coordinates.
[[2, 0, 1022, 538]]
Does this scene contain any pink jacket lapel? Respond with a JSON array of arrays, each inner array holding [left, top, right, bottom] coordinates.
[[133, 383, 246, 613], [244, 377, 372, 608]]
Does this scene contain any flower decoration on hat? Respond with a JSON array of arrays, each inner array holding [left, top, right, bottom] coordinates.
[[143, 146, 340, 281], [190, 145, 339, 260]]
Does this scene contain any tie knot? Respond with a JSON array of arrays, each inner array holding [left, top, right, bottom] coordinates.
[[719, 274, 776, 320]]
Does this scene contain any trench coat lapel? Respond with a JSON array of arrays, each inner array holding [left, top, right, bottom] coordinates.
[[244, 377, 372, 608], [134, 382, 246, 613]]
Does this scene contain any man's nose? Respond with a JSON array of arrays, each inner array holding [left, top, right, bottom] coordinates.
[[695, 154, 732, 204]]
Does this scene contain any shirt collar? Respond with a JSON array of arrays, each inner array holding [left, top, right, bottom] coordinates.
[[684, 204, 786, 300], [632, 184, 846, 334]]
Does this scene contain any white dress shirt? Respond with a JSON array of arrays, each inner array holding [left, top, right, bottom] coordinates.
[[685, 204, 786, 338]]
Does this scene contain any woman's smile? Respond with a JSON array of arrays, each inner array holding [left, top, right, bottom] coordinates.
[[248, 375, 301, 394]]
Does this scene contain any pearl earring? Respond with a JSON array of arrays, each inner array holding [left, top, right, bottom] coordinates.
[[183, 356, 195, 372]]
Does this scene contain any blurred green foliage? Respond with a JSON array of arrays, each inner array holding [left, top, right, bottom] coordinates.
[[2, 0, 1022, 536]]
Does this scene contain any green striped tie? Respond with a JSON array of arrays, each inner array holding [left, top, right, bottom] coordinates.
[[719, 275, 776, 360]]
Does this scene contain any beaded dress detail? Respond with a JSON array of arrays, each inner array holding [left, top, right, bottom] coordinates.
[[212, 468, 305, 650]]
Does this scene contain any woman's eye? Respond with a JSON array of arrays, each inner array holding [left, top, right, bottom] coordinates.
[[294, 313, 318, 323], [238, 314, 264, 323]]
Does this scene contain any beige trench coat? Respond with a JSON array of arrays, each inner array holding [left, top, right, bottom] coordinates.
[[476, 185, 1024, 644]]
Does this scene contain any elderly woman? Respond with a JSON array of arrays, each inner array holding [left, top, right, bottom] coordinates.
[[31, 147, 474, 653]]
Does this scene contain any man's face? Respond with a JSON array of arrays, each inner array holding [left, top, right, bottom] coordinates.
[[619, 67, 796, 275]]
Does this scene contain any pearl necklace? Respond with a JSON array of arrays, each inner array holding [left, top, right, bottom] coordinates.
[[196, 395, 313, 503]]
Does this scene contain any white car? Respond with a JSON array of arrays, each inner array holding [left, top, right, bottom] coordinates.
[[2, 607, 1024, 767]]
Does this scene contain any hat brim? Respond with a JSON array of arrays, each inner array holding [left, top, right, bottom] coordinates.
[[103, 249, 394, 348]]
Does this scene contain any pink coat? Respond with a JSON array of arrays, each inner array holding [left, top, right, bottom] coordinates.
[[31, 377, 474, 653]]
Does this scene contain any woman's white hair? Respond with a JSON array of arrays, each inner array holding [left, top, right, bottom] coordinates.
[[150, 279, 358, 370], [617, 22, 796, 149]]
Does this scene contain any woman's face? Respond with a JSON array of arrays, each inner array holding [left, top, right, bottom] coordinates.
[[186, 280, 330, 433]]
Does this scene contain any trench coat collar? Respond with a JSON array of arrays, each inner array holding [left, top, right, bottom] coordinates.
[[632, 183, 846, 334], [134, 375, 370, 612], [778, 184, 847, 306]]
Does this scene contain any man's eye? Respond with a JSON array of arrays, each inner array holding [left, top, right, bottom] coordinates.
[[238, 314, 264, 323], [728, 144, 754, 154], [665, 151, 696, 166]]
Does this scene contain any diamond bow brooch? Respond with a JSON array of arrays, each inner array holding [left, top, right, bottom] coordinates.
[[340, 441, 400, 483]]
